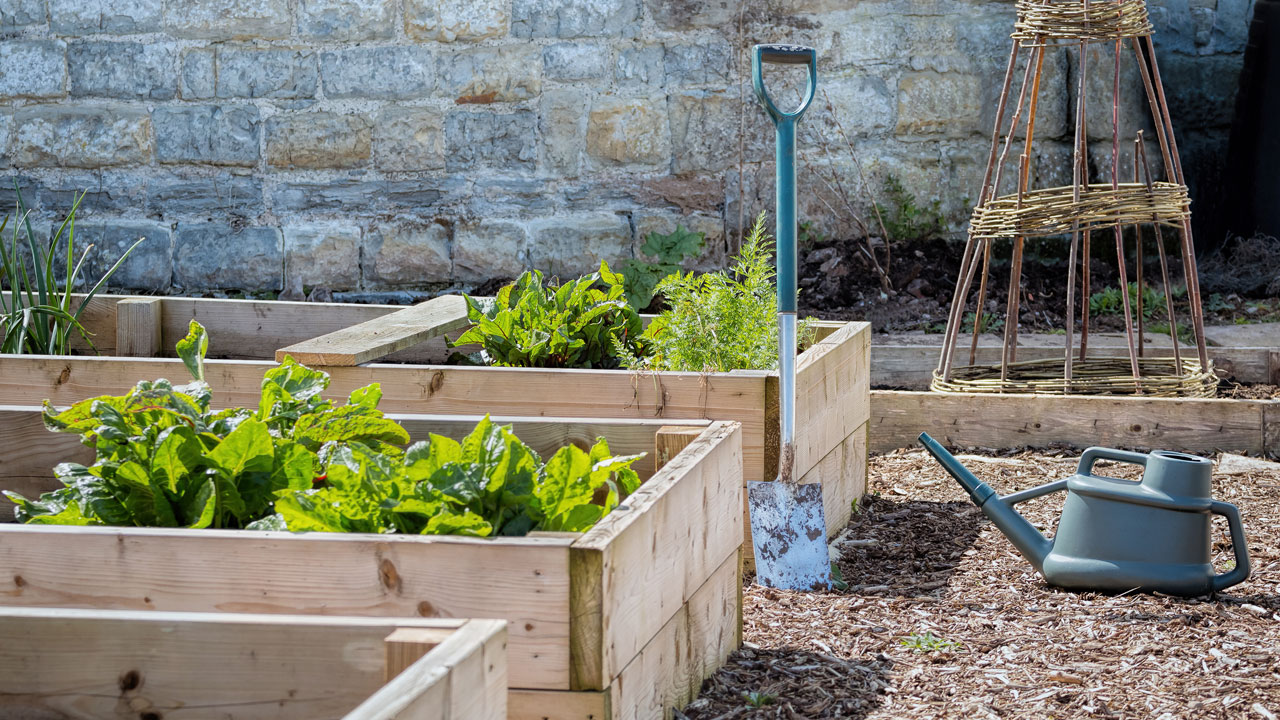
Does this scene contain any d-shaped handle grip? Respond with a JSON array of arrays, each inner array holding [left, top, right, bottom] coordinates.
[[1077, 447, 1148, 478], [1210, 500, 1251, 592], [752, 44, 817, 124]]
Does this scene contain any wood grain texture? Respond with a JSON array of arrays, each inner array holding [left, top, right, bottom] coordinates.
[[0, 526, 572, 690], [508, 689, 610, 720], [276, 296, 469, 366], [570, 421, 743, 690], [0, 608, 497, 720], [869, 390, 1276, 454], [115, 298, 162, 357], [654, 426, 703, 472]]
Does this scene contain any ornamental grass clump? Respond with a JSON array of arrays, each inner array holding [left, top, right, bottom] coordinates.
[[625, 212, 814, 373], [0, 187, 142, 355]]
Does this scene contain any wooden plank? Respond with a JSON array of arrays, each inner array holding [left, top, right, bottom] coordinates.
[[276, 295, 469, 366], [384, 627, 453, 681], [654, 425, 703, 472], [1265, 404, 1279, 458], [114, 297, 163, 357], [608, 548, 742, 720], [869, 390, 1274, 454], [0, 607, 472, 720], [570, 421, 743, 690], [871, 344, 1277, 389], [354, 619, 508, 720], [508, 689, 610, 720], [0, 525, 574, 691], [1271, 349, 1280, 386]]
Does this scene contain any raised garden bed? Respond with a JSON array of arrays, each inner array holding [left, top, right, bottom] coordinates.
[[0, 414, 745, 720], [0, 293, 871, 567], [1, 609, 507, 720]]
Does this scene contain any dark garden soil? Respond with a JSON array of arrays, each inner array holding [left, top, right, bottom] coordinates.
[[681, 449, 1280, 719]]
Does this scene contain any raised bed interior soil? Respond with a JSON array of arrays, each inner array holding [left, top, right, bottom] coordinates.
[[682, 449, 1280, 719]]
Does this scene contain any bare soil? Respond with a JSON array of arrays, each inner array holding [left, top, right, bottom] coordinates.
[[682, 449, 1280, 719]]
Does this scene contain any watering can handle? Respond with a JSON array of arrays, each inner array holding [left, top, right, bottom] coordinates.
[[751, 44, 818, 124], [1077, 447, 1148, 477], [1210, 501, 1251, 592]]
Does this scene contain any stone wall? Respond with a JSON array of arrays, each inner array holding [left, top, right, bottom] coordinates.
[[0, 0, 1254, 293]]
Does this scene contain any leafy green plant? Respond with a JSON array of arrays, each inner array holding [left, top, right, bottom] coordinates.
[[875, 174, 945, 244], [900, 631, 961, 653], [626, 212, 814, 373], [263, 416, 643, 537], [4, 321, 409, 528], [743, 691, 775, 708], [1089, 282, 1164, 320], [1148, 320, 1195, 344], [1, 186, 142, 355], [961, 311, 1004, 334], [619, 224, 705, 311], [452, 262, 647, 369]]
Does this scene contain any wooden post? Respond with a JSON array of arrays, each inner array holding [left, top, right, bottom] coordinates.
[[115, 298, 163, 357], [383, 627, 452, 682], [654, 425, 703, 472]]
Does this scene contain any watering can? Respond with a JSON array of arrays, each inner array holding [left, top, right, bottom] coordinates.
[[919, 433, 1251, 596]]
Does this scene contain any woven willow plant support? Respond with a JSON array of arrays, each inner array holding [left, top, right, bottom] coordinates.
[[933, 0, 1215, 397]]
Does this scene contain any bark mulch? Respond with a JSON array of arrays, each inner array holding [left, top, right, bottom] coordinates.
[[682, 449, 1280, 719]]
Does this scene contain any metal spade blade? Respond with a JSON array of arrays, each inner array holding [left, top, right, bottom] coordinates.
[[748, 478, 830, 590]]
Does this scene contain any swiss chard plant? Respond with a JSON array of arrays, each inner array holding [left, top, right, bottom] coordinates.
[[618, 224, 705, 311], [258, 416, 643, 537], [451, 261, 648, 369], [3, 321, 409, 528]]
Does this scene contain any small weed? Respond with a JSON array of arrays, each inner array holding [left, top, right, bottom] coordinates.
[[743, 691, 775, 708], [1148, 320, 1196, 344], [798, 220, 826, 251], [618, 224, 705, 311], [900, 631, 961, 653], [962, 311, 1004, 334], [875, 174, 946, 244], [830, 562, 849, 591]]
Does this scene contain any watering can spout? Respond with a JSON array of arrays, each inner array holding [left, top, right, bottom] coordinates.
[[918, 432, 1053, 572]]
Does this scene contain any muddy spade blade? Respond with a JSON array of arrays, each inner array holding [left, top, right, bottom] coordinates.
[[747, 43, 829, 591], [748, 478, 830, 590]]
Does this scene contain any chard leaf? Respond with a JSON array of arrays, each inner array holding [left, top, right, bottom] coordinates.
[[175, 320, 208, 382], [404, 435, 462, 482], [182, 478, 216, 529], [292, 406, 410, 449], [347, 384, 382, 410], [245, 513, 287, 531], [151, 426, 202, 492], [425, 509, 492, 537], [206, 418, 274, 477]]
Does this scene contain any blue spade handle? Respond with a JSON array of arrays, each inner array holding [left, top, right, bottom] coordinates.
[[751, 44, 816, 314]]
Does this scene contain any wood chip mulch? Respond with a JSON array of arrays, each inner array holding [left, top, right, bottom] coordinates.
[[681, 449, 1280, 719], [1221, 383, 1280, 400]]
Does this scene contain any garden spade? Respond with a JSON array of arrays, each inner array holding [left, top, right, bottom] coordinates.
[[747, 44, 830, 591]]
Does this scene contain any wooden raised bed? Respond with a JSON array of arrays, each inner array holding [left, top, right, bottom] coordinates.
[[0, 293, 871, 567], [0, 414, 744, 720], [1, 608, 507, 720]]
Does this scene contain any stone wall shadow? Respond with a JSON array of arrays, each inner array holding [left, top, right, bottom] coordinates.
[[833, 495, 985, 597]]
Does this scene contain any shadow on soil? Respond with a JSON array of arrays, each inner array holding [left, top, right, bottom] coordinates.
[[833, 495, 986, 597], [678, 647, 891, 719]]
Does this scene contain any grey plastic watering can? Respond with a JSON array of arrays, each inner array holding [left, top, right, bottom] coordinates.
[[920, 433, 1251, 596]]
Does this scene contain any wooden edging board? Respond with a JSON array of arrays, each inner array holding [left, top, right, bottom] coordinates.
[[0, 609, 507, 720], [870, 390, 1280, 456], [0, 418, 745, 720], [0, 296, 871, 569]]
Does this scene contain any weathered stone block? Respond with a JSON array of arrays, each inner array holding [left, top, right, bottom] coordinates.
[[362, 222, 451, 286], [468, 177, 559, 216], [587, 96, 670, 165], [13, 106, 152, 168], [829, 15, 905, 68], [895, 71, 984, 136], [439, 46, 541, 103], [445, 111, 537, 171], [373, 107, 445, 172], [266, 112, 371, 169], [154, 105, 260, 166], [644, 0, 735, 29], [2, 0, 46, 30], [668, 90, 768, 174], [527, 212, 631, 278], [981, 47, 1071, 141], [49, 0, 164, 34], [0, 112, 11, 159], [383, 177, 458, 209], [614, 45, 664, 86], [454, 220, 527, 281], [0, 41, 66, 100], [181, 49, 215, 100], [40, 171, 145, 213], [511, 0, 640, 38], [1148, 52, 1241, 129], [543, 43, 610, 81], [269, 179, 385, 214], [69, 221, 172, 291], [147, 171, 263, 218], [69, 41, 177, 100], [298, 0, 394, 40], [165, 0, 290, 39], [821, 74, 896, 136], [663, 42, 733, 86], [1211, 0, 1252, 54], [173, 223, 282, 290], [284, 225, 360, 289], [405, 0, 508, 41], [1070, 45, 1156, 140], [216, 48, 317, 99], [320, 46, 434, 99], [540, 90, 587, 176]]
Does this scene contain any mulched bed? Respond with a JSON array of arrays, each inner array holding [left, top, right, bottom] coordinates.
[[1222, 383, 1280, 400], [682, 449, 1280, 719]]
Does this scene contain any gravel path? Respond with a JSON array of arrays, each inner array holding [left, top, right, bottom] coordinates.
[[682, 449, 1280, 719]]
